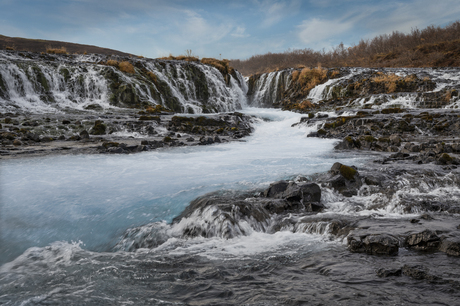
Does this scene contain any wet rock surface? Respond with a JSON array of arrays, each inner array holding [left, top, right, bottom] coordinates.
[[0, 109, 254, 159]]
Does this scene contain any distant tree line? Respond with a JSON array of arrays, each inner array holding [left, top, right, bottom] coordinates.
[[230, 21, 460, 76]]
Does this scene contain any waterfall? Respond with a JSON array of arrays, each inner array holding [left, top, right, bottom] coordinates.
[[0, 51, 247, 114], [247, 67, 460, 109], [307, 78, 338, 103], [248, 70, 289, 107]]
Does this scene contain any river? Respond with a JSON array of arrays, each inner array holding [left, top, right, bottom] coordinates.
[[2, 108, 459, 305]]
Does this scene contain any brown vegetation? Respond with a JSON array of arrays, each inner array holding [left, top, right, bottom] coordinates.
[[118, 61, 135, 74], [106, 59, 119, 67], [231, 21, 460, 75], [293, 66, 328, 95], [201, 58, 235, 75], [147, 71, 157, 83], [103, 59, 135, 74], [158, 53, 236, 77], [371, 73, 417, 93], [158, 54, 200, 62], [46, 46, 68, 54]]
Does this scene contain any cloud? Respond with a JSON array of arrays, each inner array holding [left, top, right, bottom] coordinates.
[[174, 10, 233, 44], [361, 0, 460, 37], [255, 0, 301, 28], [231, 27, 250, 38], [297, 18, 354, 48]]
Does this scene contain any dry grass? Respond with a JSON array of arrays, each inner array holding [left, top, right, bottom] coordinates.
[[201, 58, 235, 75], [159, 54, 200, 62], [147, 71, 157, 83], [292, 66, 328, 94], [291, 70, 300, 82], [119, 61, 135, 74], [106, 59, 119, 67], [371, 73, 417, 93], [46, 46, 68, 54], [5, 45, 15, 51], [330, 69, 340, 78], [295, 100, 314, 111]]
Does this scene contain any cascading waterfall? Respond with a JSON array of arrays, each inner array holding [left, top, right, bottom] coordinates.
[[0, 51, 247, 114], [248, 67, 460, 109], [247, 70, 290, 107]]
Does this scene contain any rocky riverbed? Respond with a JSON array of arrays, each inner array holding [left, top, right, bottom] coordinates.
[[0, 108, 254, 159]]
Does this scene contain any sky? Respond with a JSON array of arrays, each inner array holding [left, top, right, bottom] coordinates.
[[1, 0, 459, 60]]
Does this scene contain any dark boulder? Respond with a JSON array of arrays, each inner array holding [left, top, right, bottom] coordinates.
[[439, 236, 460, 256], [402, 265, 439, 281], [376, 268, 402, 277], [282, 182, 321, 203], [263, 181, 322, 211], [90, 120, 107, 135], [405, 230, 441, 251], [24, 132, 40, 142], [199, 136, 214, 145], [326, 163, 362, 197], [263, 180, 289, 198], [348, 233, 399, 255], [436, 153, 454, 165], [79, 130, 90, 139], [334, 136, 361, 150]]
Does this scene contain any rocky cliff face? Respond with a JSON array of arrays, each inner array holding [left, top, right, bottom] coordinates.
[[247, 67, 460, 111], [0, 51, 247, 114]]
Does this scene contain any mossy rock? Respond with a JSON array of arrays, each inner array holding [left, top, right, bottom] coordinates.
[[0, 73, 7, 99], [90, 120, 107, 135], [59, 67, 71, 82], [340, 165, 358, 180], [438, 153, 453, 164], [84, 104, 103, 111], [139, 115, 160, 121], [163, 136, 172, 142], [381, 108, 403, 114], [363, 135, 376, 142], [102, 142, 119, 149], [317, 129, 327, 135], [144, 104, 171, 114], [31, 66, 50, 92]]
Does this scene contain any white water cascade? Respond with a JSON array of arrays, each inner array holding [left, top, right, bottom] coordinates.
[[248, 70, 290, 107], [0, 51, 247, 114]]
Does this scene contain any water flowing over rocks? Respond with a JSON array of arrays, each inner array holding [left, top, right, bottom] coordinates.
[[3, 51, 460, 304], [0, 50, 247, 114], [0, 50, 253, 158], [117, 162, 460, 260]]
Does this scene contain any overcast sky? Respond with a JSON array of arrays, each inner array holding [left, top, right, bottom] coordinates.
[[1, 0, 459, 59]]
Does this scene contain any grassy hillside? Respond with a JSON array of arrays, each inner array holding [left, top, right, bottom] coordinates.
[[0, 35, 132, 56]]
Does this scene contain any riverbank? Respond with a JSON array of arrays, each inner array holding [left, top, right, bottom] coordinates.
[[0, 109, 254, 159]]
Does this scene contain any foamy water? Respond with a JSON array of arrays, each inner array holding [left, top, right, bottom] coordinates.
[[0, 108, 364, 265]]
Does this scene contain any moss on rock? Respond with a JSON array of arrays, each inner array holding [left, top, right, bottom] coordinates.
[[90, 120, 107, 135], [340, 164, 358, 180]]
